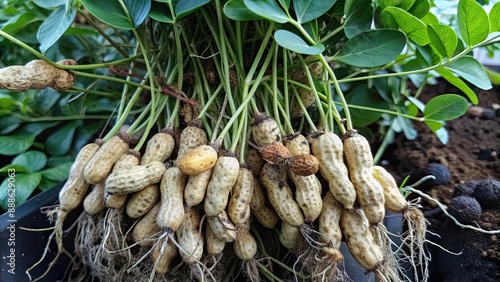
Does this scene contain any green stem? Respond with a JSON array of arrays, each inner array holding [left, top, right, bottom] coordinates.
[[8, 113, 117, 122]]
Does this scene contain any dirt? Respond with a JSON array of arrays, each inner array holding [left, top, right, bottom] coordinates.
[[380, 80, 500, 281]]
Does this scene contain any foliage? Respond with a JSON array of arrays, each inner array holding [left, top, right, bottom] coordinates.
[[0, 0, 498, 216]]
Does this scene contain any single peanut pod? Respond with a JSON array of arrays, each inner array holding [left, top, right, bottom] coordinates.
[[319, 191, 343, 261], [310, 131, 356, 209], [105, 161, 166, 195], [233, 229, 257, 261], [279, 222, 301, 250], [246, 148, 264, 177], [50, 59, 77, 91], [250, 176, 266, 210], [340, 207, 384, 271], [59, 143, 100, 211], [184, 168, 212, 207], [289, 172, 322, 222], [126, 184, 160, 218], [343, 131, 385, 224], [372, 166, 407, 213], [260, 163, 304, 227], [105, 150, 140, 208], [157, 166, 187, 232], [206, 210, 238, 242], [284, 133, 311, 156], [84, 131, 129, 184], [133, 203, 161, 247], [251, 205, 280, 229], [176, 121, 208, 162], [151, 236, 178, 274], [140, 129, 175, 165], [206, 224, 226, 255], [176, 208, 204, 265], [204, 155, 240, 216], [228, 168, 254, 226], [286, 154, 319, 176], [178, 144, 218, 176], [83, 182, 106, 215], [260, 143, 291, 164], [251, 112, 281, 147]]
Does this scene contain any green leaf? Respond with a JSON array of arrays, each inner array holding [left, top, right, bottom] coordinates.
[[277, 0, 290, 10], [380, 0, 415, 11], [396, 115, 417, 140], [425, 120, 448, 144], [490, 2, 500, 32], [446, 56, 492, 90], [0, 173, 42, 210], [0, 135, 35, 156], [12, 151, 48, 173], [0, 93, 16, 111], [37, 5, 77, 53], [175, 0, 210, 20], [0, 116, 22, 135], [149, 2, 173, 23], [435, 67, 478, 104], [38, 178, 59, 192], [124, 0, 151, 26], [381, 7, 429, 45], [15, 121, 60, 136], [33, 0, 66, 8], [344, 0, 373, 38], [274, 29, 324, 55], [80, 0, 135, 29], [407, 0, 430, 18], [334, 29, 406, 67], [457, 0, 489, 47], [244, 0, 289, 23], [346, 84, 388, 127], [423, 94, 468, 121], [40, 162, 72, 182], [293, 0, 336, 24], [427, 24, 457, 59], [223, 0, 263, 21], [0, 164, 27, 174], [0, 12, 41, 36], [420, 10, 439, 25], [29, 88, 61, 114], [46, 120, 80, 155]]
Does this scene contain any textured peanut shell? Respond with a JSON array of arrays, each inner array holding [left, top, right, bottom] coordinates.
[[207, 210, 237, 242], [204, 156, 240, 216], [105, 161, 165, 195], [319, 191, 343, 260], [184, 168, 211, 207], [133, 203, 161, 247], [140, 131, 175, 165], [251, 112, 281, 147], [151, 237, 178, 274], [206, 224, 226, 255], [249, 177, 266, 210], [233, 229, 257, 261], [310, 131, 356, 209], [279, 222, 301, 250], [286, 154, 319, 176], [157, 167, 187, 231], [228, 168, 254, 225], [105, 150, 139, 208], [177, 145, 217, 176], [284, 133, 311, 156], [126, 184, 160, 218], [176, 208, 204, 265], [372, 165, 407, 213], [289, 171, 322, 221], [83, 182, 105, 215], [176, 125, 208, 162], [251, 205, 279, 229], [246, 148, 264, 177], [59, 143, 100, 211]]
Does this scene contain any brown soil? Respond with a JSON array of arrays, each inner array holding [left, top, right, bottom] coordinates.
[[381, 81, 500, 281]]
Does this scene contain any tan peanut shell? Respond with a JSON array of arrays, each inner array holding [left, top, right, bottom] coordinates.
[[289, 172, 323, 221], [251, 112, 281, 147], [207, 210, 238, 242], [105, 150, 140, 208], [204, 156, 240, 216], [133, 203, 161, 247], [343, 132, 385, 224], [233, 229, 257, 261], [284, 133, 310, 156], [310, 131, 356, 209], [260, 163, 304, 227], [84, 132, 129, 184], [319, 191, 343, 261], [83, 182, 105, 215], [176, 123, 208, 162], [250, 177, 266, 210], [206, 224, 226, 255], [279, 222, 301, 250], [178, 144, 218, 176], [246, 148, 264, 177], [140, 130, 175, 165], [105, 161, 165, 195], [340, 207, 384, 271], [228, 168, 254, 225], [251, 205, 280, 229], [372, 165, 407, 213], [59, 143, 100, 211], [184, 168, 212, 207], [126, 184, 160, 218], [157, 166, 187, 231], [176, 208, 204, 265], [152, 237, 178, 274]]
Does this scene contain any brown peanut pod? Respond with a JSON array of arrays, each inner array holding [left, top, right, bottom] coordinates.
[[133, 203, 161, 247], [251, 112, 281, 147], [319, 191, 343, 261], [140, 128, 175, 165], [126, 184, 160, 218], [84, 131, 129, 184], [260, 163, 304, 227], [251, 205, 280, 229], [285, 154, 319, 176], [50, 59, 77, 91], [151, 236, 178, 274], [228, 168, 254, 226], [105, 150, 140, 208], [184, 168, 212, 207], [176, 208, 204, 265], [83, 182, 106, 215], [105, 161, 166, 195], [343, 131, 385, 224], [157, 166, 187, 232], [176, 120, 208, 162], [259, 143, 291, 164], [310, 131, 356, 209]]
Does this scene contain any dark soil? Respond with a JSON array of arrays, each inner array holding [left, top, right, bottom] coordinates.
[[380, 80, 500, 282]]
